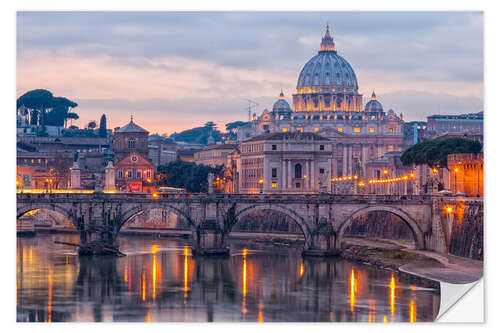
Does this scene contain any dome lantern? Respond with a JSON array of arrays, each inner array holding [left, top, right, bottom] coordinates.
[[320, 25, 335, 52]]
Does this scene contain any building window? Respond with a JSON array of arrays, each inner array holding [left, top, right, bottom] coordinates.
[[353, 127, 360, 133], [136, 170, 142, 179], [296, 127, 303, 132], [337, 127, 343, 133], [314, 127, 319, 132], [272, 182, 277, 188], [282, 128, 287, 132], [369, 127, 375, 133], [296, 182, 301, 188], [295, 163, 302, 179], [388, 145, 394, 151], [128, 139, 136, 149], [272, 168, 277, 178], [118, 170, 123, 179], [146, 170, 151, 179], [388, 128, 394, 133], [319, 145, 325, 151], [127, 170, 133, 179], [319, 168, 325, 174], [272, 144, 277, 151]]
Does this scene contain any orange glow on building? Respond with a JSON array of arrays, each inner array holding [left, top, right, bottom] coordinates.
[[145, 310, 151, 322], [299, 263, 304, 277]]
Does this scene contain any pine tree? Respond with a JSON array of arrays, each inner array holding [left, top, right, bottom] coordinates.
[[98, 114, 107, 137]]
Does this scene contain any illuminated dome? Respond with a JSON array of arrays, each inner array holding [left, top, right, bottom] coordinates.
[[296, 26, 358, 91], [272, 91, 292, 113], [364, 91, 383, 112]]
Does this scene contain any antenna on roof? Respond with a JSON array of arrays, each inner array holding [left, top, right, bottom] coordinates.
[[242, 99, 259, 122]]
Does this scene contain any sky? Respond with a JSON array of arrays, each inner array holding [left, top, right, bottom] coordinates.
[[16, 11, 483, 135]]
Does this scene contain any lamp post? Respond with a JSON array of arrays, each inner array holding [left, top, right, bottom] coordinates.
[[454, 167, 459, 195], [258, 178, 264, 194]]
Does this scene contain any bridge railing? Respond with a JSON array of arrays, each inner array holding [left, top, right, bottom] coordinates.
[[17, 192, 439, 203]]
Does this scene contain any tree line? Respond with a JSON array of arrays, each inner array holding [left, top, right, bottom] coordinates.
[[401, 137, 482, 169], [156, 160, 223, 193]]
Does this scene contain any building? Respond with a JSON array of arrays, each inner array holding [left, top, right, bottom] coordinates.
[[194, 143, 239, 168], [113, 117, 149, 162], [148, 134, 177, 168], [237, 26, 405, 180], [447, 153, 483, 197], [426, 111, 483, 136], [238, 132, 332, 194], [113, 118, 155, 192], [115, 152, 155, 192], [177, 149, 202, 163], [17, 151, 73, 190]]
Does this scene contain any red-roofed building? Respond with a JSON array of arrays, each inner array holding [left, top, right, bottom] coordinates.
[[113, 117, 155, 192]]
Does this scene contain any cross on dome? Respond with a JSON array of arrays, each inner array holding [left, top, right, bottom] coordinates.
[[371, 91, 377, 100]]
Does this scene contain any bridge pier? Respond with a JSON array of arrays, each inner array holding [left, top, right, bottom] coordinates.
[[191, 220, 230, 256], [302, 221, 340, 257]]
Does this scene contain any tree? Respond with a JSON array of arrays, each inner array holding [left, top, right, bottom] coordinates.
[[16, 89, 54, 126], [225, 121, 249, 132], [169, 123, 223, 145], [156, 160, 223, 193], [98, 114, 107, 137], [87, 120, 97, 129], [17, 89, 78, 127], [401, 138, 482, 169]]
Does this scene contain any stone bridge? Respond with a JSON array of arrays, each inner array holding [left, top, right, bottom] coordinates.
[[16, 192, 480, 256]]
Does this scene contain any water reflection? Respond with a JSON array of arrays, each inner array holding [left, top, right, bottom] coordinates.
[[17, 235, 440, 322]]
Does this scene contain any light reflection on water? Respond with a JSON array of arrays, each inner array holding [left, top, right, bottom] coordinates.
[[17, 234, 440, 322]]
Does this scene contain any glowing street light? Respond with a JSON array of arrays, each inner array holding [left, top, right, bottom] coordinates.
[[446, 206, 453, 213], [258, 178, 264, 194]]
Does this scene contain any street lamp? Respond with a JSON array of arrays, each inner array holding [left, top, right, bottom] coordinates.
[[454, 167, 459, 194], [258, 178, 264, 194]]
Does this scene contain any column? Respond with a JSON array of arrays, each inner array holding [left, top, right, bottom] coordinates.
[[264, 157, 270, 192], [310, 159, 315, 191], [288, 160, 292, 189], [348, 145, 353, 175], [305, 160, 310, 189], [342, 145, 347, 177], [282, 159, 286, 192]]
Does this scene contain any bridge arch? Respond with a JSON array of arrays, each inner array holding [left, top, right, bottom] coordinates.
[[17, 203, 77, 228], [336, 205, 425, 250], [234, 204, 313, 249], [117, 203, 196, 236]]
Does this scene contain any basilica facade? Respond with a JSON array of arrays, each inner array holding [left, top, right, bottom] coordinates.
[[237, 26, 405, 181]]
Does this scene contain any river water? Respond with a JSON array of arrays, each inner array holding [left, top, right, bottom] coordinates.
[[17, 234, 440, 322]]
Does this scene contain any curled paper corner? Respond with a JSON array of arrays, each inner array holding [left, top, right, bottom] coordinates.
[[436, 278, 483, 322]]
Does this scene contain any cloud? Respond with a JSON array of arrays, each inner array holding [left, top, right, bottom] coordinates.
[[16, 11, 484, 134]]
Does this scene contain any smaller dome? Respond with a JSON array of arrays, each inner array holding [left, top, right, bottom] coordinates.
[[272, 90, 292, 114], [364, 91, 383, 112]]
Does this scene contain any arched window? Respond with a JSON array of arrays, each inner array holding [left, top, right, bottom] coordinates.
[[295, 163, 302, 179]]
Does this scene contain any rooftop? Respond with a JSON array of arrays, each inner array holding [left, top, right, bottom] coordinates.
[[243, 132, 329, 142]]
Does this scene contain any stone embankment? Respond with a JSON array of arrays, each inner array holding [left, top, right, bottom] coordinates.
[[341, 237, 483, 286]]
